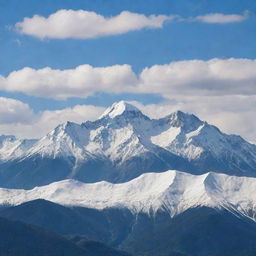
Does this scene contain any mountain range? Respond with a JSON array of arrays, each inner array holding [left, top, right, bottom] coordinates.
[[0, 101, 256, 189], [0, 101, 256, 256]]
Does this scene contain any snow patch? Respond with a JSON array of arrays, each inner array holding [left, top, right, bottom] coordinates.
[[151, 127, 181, 148]]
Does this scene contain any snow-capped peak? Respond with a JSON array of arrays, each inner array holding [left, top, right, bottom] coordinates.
[[50, 121, 82, 137], [166, 110, 203, 131], [99, 101, 143, 119], [25, 121, 90, 159]]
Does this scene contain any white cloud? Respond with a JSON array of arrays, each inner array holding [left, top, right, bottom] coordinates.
[[0, 97, 34, 124], [15, 9, 247, 40], [194, 11, 248, 24], [0, 64, 137, 99], [15, 9, 174, 39], [0, 58, 255, 100], [139, 58, 256, 97]]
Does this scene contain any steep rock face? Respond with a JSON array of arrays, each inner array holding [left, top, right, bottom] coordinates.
[[0, 101, 255, 189]]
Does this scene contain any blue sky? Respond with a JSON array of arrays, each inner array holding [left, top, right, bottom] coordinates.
[[0, 0, 256, 141], [1, 1, 255, 75]]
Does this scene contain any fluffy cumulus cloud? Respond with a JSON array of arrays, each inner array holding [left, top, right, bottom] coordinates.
[[0, 97, 34, 124], [15, 9, 174, 39], [139, 58, 256, 97], [194, 12, 248, 24], [0, 58, 255, 99], [0, 64, 137, 99]]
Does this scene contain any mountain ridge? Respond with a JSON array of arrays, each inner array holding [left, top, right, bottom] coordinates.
[[1, 169, 256, 221]]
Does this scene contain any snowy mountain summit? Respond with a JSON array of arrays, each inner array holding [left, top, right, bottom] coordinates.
[[99, 100, 143, 119], [0, 101, 256, 189]]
